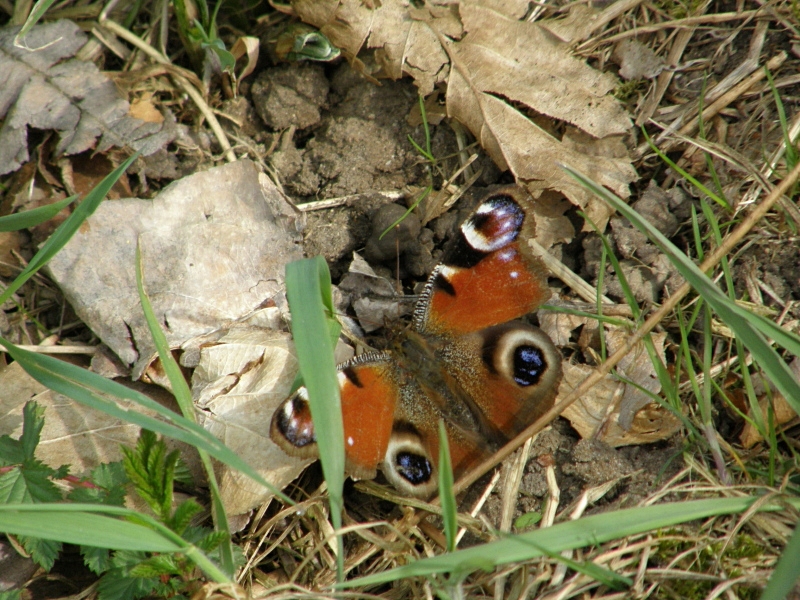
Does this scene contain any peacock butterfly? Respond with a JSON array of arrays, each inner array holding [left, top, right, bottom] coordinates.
[[270, 186, 562, 497]]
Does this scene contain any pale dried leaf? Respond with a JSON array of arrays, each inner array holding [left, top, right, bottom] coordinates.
[[538, 310, 594, 347], [530, 191, 575, 249], [606, 328, 667, 430], [539, 4, 601, 43], [231, 36, 260, 82], [339, 252, 406, 332], [0, 20, 176, 176], [741, 357, 800, 447], [46, 160, 305, 377], [560, 363, 681, 446], [613, 39, 666, 80], [453, 5, 629, 139], [191, 325, 311, 516], [0, 362, 154, 473]]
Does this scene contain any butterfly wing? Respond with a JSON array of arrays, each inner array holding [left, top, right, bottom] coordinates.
[[414, 187, 550, 337], [270, 352, 398, 482], [398, 187, 561, 481], [272, 186, 561, 498]]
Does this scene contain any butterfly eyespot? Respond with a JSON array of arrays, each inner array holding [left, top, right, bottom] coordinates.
[[395, 451, 433, 485], [270, 391, 317, 455], [481, 322, 561, 394], [460, 195, 526, 251], [382, 429, 438, 498], [513, 345, 546, 386]]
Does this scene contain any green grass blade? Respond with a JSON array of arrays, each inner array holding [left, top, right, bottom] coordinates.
[[437, 421, 457, 553], [0, 196, 77, 232], [765, 69, 799, 170], [135, 243, 234, 575], [642, 128, 730, 209], [13, 0, 57, 42], [0, 339, 291, 503], [285, 256, 344, 579], [340, 496, 794, 586], [0, 505, 181, 552], [0, 504, 229, 582], [562, 166, 800, 417], [760, 518, 800, 600], [0, 154, 138, 307]]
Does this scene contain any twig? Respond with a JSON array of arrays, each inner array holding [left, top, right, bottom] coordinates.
[[579, 10, 760, 48], [298, 191, 406, 212], [0, 345, 98, 354], [635, 0, 712, 126]]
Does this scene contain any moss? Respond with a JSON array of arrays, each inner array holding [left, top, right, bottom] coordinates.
[[614, 79, 648, 102], [652, 0, 703, 19], [653, 530, 767, 598]]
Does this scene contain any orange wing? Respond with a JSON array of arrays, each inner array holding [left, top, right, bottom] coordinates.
[[414, 187, 550, 336]]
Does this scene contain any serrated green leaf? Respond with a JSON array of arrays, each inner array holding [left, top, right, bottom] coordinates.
[[82, 545, 112, 575], [169, 499, 203, 535], [123, 431, 179, 521], [20, 402, 45, 460], [129, 553, 182, 577], [92, 462, 128, 490], [173, 458, 194, 487], [0, 463, 61, 503], [0, 588, 25, 600], [19, 535, 62, 571], [98, 569, 159, 600], [52, 464, 69, 479], [69, 462, 129, 506], [195, 529, 227, 553], [0, 436, 24, 466]]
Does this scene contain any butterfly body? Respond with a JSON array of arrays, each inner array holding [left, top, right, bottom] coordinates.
[[271, 186, 561, 497]]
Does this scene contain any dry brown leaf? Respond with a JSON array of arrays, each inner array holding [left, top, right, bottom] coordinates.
[[613, 39, 666, 81], [539, 4, 600, 43], [529, 191, 575, 249], [46, 160, 304, 377], [740, 357, 800, 447], [560, 363, 681, 446], [129, 93, 164, 124], [605, 328, 668, 430], [189, 316, 311, 516], [291, 1, 636, 225], [538, 310, 594, 348], [230, 36, 260, 83], [0, 20, 176, 176]]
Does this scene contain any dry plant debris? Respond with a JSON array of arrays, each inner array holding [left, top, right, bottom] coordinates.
[[292, 0, 637, 227], [45, 160, 303, 376], [188, 316, 311, 517], [0, 20, 175, 176]]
